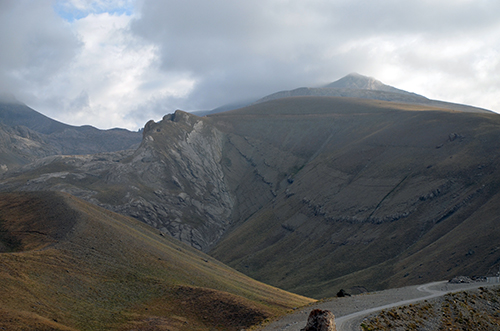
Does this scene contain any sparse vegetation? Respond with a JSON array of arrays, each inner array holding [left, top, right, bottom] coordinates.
[[361, 287, 500, 330], [0, 192, 313, 330]]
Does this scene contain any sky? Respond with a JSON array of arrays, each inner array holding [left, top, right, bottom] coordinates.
[[0, 0, 499, 130]]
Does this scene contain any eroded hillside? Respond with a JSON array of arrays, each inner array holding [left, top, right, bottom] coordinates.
[[209, 97, 500, 297]]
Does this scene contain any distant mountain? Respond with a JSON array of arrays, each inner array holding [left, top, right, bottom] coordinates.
[[0, 191, 311, 330], [0, 100, 142, 172], [189, 73, 492, 117], [256, 73, 491, 114], [0, 122, 60, 172], [192, 100, 256, 117], [0, 100, 73, 135]]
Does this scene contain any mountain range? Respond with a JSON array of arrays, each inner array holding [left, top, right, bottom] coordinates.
[[1, 73, 499, 328]]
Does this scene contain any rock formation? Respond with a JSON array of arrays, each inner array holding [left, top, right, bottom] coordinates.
[[300, 309, 336, 331]]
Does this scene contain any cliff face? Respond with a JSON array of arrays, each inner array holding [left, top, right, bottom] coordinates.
[[105, 110, 234, 250]]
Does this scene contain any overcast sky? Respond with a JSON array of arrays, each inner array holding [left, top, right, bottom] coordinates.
[[1, 0, 499, 130]]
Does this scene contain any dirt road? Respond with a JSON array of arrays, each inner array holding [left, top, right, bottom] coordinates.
[[260, 280, 499, 331]]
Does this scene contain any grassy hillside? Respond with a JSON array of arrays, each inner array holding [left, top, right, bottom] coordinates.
[[209, 96, 500, 298], [0, 191, 313, 331]]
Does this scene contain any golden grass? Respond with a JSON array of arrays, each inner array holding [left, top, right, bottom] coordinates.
[[0, 192, 314, 331]]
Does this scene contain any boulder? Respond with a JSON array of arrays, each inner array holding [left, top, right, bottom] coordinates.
[[300, 309, 336, 331]]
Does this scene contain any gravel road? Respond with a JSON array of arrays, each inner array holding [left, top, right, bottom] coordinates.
[[259, 280, 499, 331]]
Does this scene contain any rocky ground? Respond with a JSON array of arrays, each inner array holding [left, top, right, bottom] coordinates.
[[361, 286, 500, 330], [260, 281, 500, 331]]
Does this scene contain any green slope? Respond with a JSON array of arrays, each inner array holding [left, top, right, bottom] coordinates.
[[0, 191, 313, 331]]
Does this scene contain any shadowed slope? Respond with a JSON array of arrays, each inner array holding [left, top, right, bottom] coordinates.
[[209, 96, 500, 298], [0, 191, 313, 331]]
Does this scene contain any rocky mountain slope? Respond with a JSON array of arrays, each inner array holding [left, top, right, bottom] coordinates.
[[0, 111, 234, 251], [1, 75, 499, 299], [0, 191, 312, 330], [209, 97, 500, 297]]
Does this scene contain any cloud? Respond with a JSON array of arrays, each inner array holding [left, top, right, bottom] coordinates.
[[130, 0, 500, 113], [47, 11, 196, 129], [1, 0, 499, 130], [54, 0, 135, 21], [0, 0, 81, 96]]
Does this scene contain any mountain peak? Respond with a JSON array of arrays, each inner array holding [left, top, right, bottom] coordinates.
[[325, 73, 390, 91]]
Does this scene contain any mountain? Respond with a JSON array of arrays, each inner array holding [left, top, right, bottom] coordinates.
[[208, 97, 500, 297], [0, 100, 142, 172], [3, 96, 500, 300], [0, 122, 60, 172], [0, 111, 235, 251], [192, 99, 255, 117], [324, 72, 418, 93], [256, 73, 491, 114], [1, 76, 499, 300], [0, 191, 312, 330]]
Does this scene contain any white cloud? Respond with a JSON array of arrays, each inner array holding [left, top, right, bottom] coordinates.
[[5, 4, 196, 130], [0, 0, 81, 95]]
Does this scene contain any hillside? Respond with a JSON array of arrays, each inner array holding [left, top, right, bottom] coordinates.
[[0, 111, 235, 251], [361, 286, 500, 330], [208, 96, 500, 298], [0, 191, 313, 331], [0, 122, 60, 172]]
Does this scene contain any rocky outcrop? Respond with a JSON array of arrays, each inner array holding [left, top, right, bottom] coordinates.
[[1, 110, 234, 251], [106, 110, 234, 250], [301, 309, 336, 331]]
